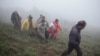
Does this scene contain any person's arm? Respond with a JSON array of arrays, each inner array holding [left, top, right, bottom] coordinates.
[[15, 13, 19, 24], [11, 13, 16, 24], [58, 24, 62, 31], [19, 15, 22, 22]]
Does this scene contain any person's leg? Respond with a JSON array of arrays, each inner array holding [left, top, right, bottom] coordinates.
[[29, 29, 33, 37], [14, 24, 16, 29], [16, 23, 20, 31], [33, 28, 38, 36], [61, 43, 74, 56], [16, 24, 21, 32], [75, 46, 82, 56], [54, 32, 57, 39], [53, 30, 58, 39], [45, 30, 49, 39], [35, 28, 39, 37], [18, 22, 21, 31], [50, 29, 55, 39], [14, 23, 17, 29]]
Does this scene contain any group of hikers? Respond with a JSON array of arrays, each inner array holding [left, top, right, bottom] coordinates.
[[11, 11, 86, 56], [11, 11, 62, 41]]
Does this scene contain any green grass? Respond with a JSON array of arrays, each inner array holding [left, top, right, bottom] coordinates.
[[0, 23, 100, 56]]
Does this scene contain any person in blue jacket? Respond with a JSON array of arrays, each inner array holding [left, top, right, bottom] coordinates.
[[61, 20, 86, 56]]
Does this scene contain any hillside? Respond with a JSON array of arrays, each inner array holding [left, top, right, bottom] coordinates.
[[0, 23, 100, 56]]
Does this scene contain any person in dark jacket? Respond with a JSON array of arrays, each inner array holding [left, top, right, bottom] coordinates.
[[61, 20, 86, 56], [11, 11, 22, 31]]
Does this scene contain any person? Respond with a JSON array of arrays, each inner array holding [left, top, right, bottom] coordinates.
[[11, 11, 22, 31], [61, 20, 86, 56], [48, 19, 62, 39], [36, 14, 48, 26], [21, 15, 36, 36], [36, 14, 43, 26], [37, 16, 49, 41]]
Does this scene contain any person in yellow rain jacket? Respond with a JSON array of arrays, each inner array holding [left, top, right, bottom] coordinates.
[[21, 15, 36, 36]]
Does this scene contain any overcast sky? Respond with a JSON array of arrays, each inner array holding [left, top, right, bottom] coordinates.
[[0, 0, 100, 27]]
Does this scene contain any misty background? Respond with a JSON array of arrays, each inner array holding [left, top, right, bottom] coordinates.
[[0, 0, 100, 38]]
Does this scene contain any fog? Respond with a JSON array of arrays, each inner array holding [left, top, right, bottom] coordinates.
[[0, 0, 100, 32]]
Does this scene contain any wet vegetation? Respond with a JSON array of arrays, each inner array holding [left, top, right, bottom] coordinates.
[[0, 22, 100, 56]]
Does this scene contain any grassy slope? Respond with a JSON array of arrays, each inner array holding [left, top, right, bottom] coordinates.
[[0, 23, 100, 56]]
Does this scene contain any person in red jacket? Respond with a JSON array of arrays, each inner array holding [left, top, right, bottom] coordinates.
[[48, 19, 62, 39]]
